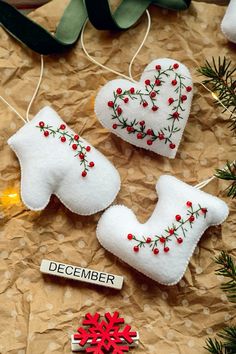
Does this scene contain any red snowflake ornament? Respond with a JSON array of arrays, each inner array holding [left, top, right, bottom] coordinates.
[[74, 312, 137, 353]]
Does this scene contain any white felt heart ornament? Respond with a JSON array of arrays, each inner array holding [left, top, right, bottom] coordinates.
[[95, 59, 193, 158], [8, 106, 120, 215], [97, 175, 229, 285], [221, 0, 236, 44]]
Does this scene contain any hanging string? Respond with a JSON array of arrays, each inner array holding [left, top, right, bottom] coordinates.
[[81, 10, 151, 82], [0, 55, 44, 124], [128, 10, 151, 81], [26, 54, 44, 122]]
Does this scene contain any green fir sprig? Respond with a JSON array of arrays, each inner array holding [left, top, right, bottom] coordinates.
[[205, 252, 236, 354], [198, 57, 236, 131], [215, 161, 236, 199]]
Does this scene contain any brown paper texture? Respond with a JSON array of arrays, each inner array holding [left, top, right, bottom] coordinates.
[[0, 1, 235, 353]]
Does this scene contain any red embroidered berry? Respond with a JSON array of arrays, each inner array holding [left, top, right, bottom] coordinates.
[[158, 133, 164, 140], [44, 130, 49, 137], [160, 237, 165, 243], [108, 101, 114, 107], [152, 105, 158, 111], [117, 107, 122, 115], [201, 208, 207, 214], [172, 79, 177, 86], [39, 121, 44, 127], [173, 111, 180, 119], [177, 237, 183, 244], [143, 101, 148, 108], [112, 124, 118, 129], [130, 87, 135, 94], [147, 129, 153, 135], [81, 171, 87, 177], [139, 120, 145, 126], [186, 201, 192, 207], [155, 79, 161, 86], [133, 246, 139, 252], [89, 161, 95, 168], [79, 153, 84, 160], [168, 98, 174, 104], [60, 124, 66, 130], [137, 133, 143, 139], [127, 126, 134, 132], [146, 237, 152, 243], [147, 140, 153, 145], [155, 64, 161, 70], [116, 88, 122, 94], [189, 215, 195, 222], [186, 86, 192, 92], [145, 79, 150, 85], [61, 136, 66, 143], [74, 134, 79, 141], [153, 248, 159, 255], [169, 143, 176, 149], [164, 247, 170, 253], [181, 95, 187, 102], [173, 63, 179, 69], [72, 144, 77, 150], [86, 146, 91, 152], [175, 215, 181, 222], [150, 91, 156, 98], [127, 233, 133, 240], [169, 229, 175, 235], [123, 97, 129, 103]]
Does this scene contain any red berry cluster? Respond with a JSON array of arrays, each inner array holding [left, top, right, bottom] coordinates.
[[106, 63, 192, 151], [37, 121, 95, 177], [127, 201, 208, 255]]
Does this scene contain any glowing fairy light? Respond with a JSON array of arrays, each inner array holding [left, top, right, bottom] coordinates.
[[211, 92, 218, 100], [0, 188, 21, 206]]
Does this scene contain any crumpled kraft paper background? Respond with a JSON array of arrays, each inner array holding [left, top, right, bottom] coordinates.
[[0, 1, 235, 353]]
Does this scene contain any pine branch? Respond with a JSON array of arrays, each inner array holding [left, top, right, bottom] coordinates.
[[205, 338, 227, 354], [214, 251, 236, 303], [219, 327, 236, 352], [198, 57, 236, 131], [215, 161, 236, 198]]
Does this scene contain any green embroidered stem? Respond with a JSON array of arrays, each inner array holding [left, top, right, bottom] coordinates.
[[108, 64, 191, 150], [128, 202, 208, 254], [36, 121, 94, 177]]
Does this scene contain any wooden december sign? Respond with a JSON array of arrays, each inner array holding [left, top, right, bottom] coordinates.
[[40, 259, 123, 290]]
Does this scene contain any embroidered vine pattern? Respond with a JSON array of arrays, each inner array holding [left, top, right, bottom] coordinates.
[[107, 63, 192, 150], [127, 201, 208, 254], [36, 121, 95, 177]]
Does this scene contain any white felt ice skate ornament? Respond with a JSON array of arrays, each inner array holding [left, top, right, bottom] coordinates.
[[8, 106, 120, 215], [221, 0, 236, 44], [97, 175, 229, 285], [95, 59, 193, 159]]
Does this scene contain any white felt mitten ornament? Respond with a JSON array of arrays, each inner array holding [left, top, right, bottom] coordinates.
[[8, 106, 120, 215], [97, 175, 229, 285], [95, 59, 193, 159], [221, 0, 236, 43]]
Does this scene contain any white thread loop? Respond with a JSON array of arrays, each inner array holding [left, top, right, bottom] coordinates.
[[26, 54, 44, 122], [81, 10, 151, 82], [0, 54, 44, 124]]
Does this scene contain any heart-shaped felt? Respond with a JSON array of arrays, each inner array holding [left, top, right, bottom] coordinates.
[[95, 58, 193, 158], [97, 175, 229, 285]]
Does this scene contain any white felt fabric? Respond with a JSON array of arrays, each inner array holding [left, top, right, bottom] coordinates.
[[8, 106, 121, 215], [221, 0, 236, 43], [97, 175, 229, 285], [95, 59, 193, 159]]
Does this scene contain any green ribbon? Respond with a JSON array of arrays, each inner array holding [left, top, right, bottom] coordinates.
[[84, 0, 191, 31], [0, 0, 191, 55], [0, 0, 87, 55]]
